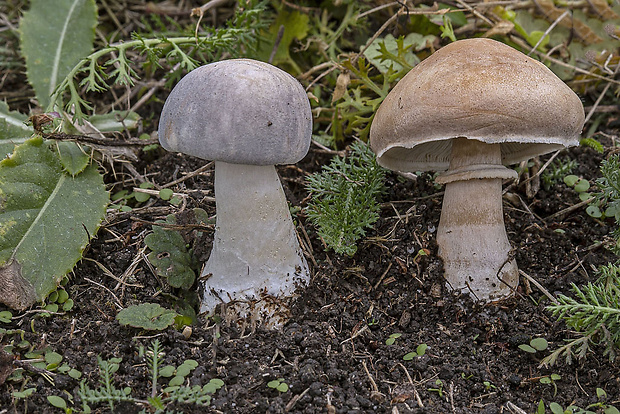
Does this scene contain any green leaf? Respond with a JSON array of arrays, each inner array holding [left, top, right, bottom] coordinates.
[[549, 402, 564, 414], [573, 179, 590, 193], [159, 365, 176, 377], [12, 388, 36, 399], [416, 343, 428, 356], [403, 352, 416, 361], [530, 337, 548, 351], [56, 142, 90, 176], [0, 137, 108, 310], [144, 217, 196, 289], [116, 303, 178, 330], [0, 310, 12, 323], [564, 175, 580, 187], [168, 375, 184, 387], [45, 351, 63, 365], [68, 368, 82, 379], [518, 344, 536, 353], [19, 0, 98, 109], [159, 188, 173, 201], [47, 395, 67, 409], [256, 9, 309, 73], [0, 101, 32, 158]]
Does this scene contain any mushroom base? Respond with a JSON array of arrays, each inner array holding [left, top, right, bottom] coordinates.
[[200, 162, 310, 327]]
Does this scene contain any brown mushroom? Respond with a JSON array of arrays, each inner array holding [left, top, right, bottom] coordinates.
[[370, 38, 585, 301]]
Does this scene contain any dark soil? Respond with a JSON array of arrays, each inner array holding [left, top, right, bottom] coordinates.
[[1, 2, 619, 412], [1, 141, 619, 413]]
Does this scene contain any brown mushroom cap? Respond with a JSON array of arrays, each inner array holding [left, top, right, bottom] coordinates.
[[370, 38, 585, 172], [159, 59, 312, 166]]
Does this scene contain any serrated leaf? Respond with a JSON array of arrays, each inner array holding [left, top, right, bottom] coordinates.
[[144, 218, 196, 290], [0, 101, 33, 158], [116, 303, 177, 330], [0, 137, 108, 310], [20, 0, 97, 109]]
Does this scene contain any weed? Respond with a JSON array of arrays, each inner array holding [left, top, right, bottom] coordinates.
[[305, 141, 386, 255], [385, 333, 402, 346], [403, 344, 428, 361], [78, 339, 223, 413], [267, 378, 289, 393], [519, 337, 549, 354], [543, 264, 620, 366], [428, 379, 445, 398], [542, 158, 578, 190], [539, 374, 561, 398]]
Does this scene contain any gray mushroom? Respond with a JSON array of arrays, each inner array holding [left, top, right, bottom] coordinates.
[[370, 38, 585, 301], [159, 59, 312, 325]]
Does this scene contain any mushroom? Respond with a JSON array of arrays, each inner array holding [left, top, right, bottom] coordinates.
[[158, 59, 312, 325], [370, 38, 585, 301]]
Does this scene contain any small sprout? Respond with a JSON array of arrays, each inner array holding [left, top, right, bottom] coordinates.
[[47, 395, 67, 409], [386, 333, 402, 345], [267, 378, 289, 393], [56, 289, 69, 304], [483, 381, 496, 391], [134, 182, 154, 203], [518, 337, 548, 353], [204, 378, 225, 394], [68, 368, 82, 379], [62, 299, 74, 312], [159, 188, 174, 201], [539, 373, 561, 397], [12, 388, 35, 399], [45, 351, 63, 370], [428, 379, 445, 398], [0, 310, 12, 323], [403, 343, 428, 360]]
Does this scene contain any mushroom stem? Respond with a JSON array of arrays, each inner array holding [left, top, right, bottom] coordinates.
[[200, 161, 309, 319], [435, 138, 518, 300]]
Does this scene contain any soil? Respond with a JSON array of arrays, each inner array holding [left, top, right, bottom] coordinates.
[[1, 140, 619, 413], [1, 2, 619, 413]]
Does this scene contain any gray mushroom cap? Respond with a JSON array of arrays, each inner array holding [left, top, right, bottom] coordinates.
[[158, 59, 312, 165], [370, 38, 585, 172]]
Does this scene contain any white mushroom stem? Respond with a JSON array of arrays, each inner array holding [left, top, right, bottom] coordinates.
[[200, 161, 309, 320], [435, 138, 519, 301]]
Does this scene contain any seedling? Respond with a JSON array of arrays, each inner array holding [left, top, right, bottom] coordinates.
[[79, 339, 223, 412], [385, 333, 402, 345], [428, 379, 445, 398], [0, 310, 12, 324], [519, 337, 548, 354], [483, 381, 496, 391], [539, 374, 561, 397], [267, 378, 289, 393], [403, 344, 428, 360], [542, 157, 578, 190]]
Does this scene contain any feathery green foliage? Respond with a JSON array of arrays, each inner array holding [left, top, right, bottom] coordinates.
[[305, 141, 386, 256], [49, 0, 267, 122], [543, 264, 620, 366], [78, 339, 223, 413], [593, 155, 620, 254]]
